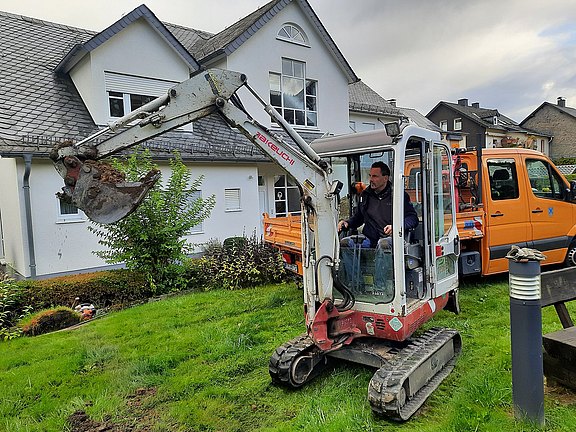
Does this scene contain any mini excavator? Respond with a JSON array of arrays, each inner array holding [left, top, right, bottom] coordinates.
[[50, 68, 461, 420]]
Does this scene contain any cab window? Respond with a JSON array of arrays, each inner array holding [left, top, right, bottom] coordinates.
[[487, 160, 519, 200], [526, 159, 565, 200]]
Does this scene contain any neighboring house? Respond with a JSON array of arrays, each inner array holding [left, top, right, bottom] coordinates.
[[0, 1, 368, 278], [521, 97, 576, 160], [427, 98, 551, 154]]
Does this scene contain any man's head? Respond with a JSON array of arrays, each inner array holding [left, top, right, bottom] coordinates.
[[369, 161, 390, 193]]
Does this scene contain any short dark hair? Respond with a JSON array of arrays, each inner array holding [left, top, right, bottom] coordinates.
[[371, 161, 390, 176]]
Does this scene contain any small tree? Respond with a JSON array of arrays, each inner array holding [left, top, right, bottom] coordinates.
[[89, 149, 215, 293]]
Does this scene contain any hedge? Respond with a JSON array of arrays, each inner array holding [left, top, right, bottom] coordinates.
[[17, 269, 151, 312]]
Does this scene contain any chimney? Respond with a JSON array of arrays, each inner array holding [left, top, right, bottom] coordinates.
[[388, 98, 397, 107], [558, 97, 566, 107], [458, 98, 468, 106], [472, 102, 480, 108]]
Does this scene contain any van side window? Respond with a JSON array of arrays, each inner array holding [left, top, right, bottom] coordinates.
[[526, 159, 565, 200], [487, 160, 519, 200]]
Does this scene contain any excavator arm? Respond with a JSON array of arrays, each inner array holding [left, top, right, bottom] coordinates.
[[50, 68, 343, 324]]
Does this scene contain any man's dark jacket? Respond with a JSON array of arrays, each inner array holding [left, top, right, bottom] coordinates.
[[346, 182, 418, 247]]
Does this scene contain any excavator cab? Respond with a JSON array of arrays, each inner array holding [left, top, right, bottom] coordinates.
[[324, 134, 460, 316]]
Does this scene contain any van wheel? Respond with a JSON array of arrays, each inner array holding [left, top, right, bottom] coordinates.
[[565, 240, 576, 267]]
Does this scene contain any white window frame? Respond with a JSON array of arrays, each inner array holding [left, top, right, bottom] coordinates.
[[439, 120, 448, 131], [269, 58, 318, 128], [224, 188, 242, 212], [56, 199, 86, 224], [274, 174, 301, 217], [188, 190, 204, 234], [454, 118, 462, 131], [276, 23, 309, 46], [104, 71, 192, 131]]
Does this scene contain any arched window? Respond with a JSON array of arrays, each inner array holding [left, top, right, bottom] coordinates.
[[277, 23, 308, 45]]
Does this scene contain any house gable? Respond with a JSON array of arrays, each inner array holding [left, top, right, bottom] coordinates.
[[57, 5, 200, 127], [521, 101, 576, 159], [428, 100, 550, 151], [54, 4, 200, 74], [211, 0, 356, 135], [190, 0, 357, 84]]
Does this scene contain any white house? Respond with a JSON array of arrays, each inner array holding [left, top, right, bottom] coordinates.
[[0, 1, 425, 279]]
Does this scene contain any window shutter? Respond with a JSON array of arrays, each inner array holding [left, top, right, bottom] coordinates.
[[225, 188, 241, 211], [104, 72, 177, 96]]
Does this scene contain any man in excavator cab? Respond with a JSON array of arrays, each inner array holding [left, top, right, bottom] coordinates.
[[337, 160, 419, 300]]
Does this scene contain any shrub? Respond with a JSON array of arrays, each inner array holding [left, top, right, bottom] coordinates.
[[18, 269, 150, 311], [191, 234, 286, 290], [89, 149, 215, 295], [0, 275, 32, 340], [18, 307, 81, 336]]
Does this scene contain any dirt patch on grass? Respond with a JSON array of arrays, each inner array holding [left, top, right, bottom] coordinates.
[[68, 388, 162, 432], [545, 380, 576, 405]]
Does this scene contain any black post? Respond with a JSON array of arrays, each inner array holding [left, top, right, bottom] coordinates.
[[508, 259, 544, 427]]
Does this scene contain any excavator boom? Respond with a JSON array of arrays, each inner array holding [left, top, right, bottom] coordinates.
[[50, 69, 248, 223]]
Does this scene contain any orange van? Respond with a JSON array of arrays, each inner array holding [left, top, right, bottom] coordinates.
[[453, 148, 576, 276], [265, 147, 576, 278]]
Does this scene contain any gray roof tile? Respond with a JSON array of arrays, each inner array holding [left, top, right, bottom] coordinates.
[[0, 2, 350, 163], [0, 9, 270, 163], [348, 81, 404, 117]]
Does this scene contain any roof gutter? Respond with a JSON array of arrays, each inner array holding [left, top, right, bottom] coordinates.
[[22, 154, 37, 279]]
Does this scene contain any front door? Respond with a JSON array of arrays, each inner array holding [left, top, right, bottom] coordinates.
[[258, 175, 268, 233]]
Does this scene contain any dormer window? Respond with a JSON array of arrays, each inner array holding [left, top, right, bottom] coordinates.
[[277, 23, 308, 46], [105, 71, 176, 119], [108, 91, 155, 118]]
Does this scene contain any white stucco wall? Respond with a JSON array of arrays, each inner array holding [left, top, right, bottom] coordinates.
[[69, 18, 191, 126], [0, 158, 29, 276], [27, 160, 108, 276], [177, 162, 262, 248], [222, 2, 350, 136], [349, 113, 400, 133], [1, 158, 262, 277]]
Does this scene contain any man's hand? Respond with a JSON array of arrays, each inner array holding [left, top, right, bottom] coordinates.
[[383, 224, 392, 236], [338, 220, 349, 232]]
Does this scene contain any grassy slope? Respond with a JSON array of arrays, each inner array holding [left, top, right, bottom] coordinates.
[[1, 279, 576, 432]]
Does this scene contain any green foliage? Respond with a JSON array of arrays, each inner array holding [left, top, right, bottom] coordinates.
[[0, 275, 31, 341], [2, 281, 576, 430], [190, 234, 286, 290], [18, 307, 81, 336], [18, 269, 150, 311], [89, 149, 215, 294], [554, 157, 576, 166]]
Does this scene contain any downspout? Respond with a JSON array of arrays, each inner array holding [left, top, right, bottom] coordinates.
[[22, 154, 37, 279]]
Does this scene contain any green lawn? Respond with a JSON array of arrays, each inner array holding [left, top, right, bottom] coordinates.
[[1, 278, 576, 431]]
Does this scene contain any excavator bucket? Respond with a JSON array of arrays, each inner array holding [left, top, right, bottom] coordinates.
[[57, 158, 160, 224]]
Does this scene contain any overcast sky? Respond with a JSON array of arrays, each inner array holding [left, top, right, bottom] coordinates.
[[2, 0, 576, 121]]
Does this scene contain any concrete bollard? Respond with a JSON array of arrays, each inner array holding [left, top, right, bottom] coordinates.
[[508, 257, 544, 427]]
